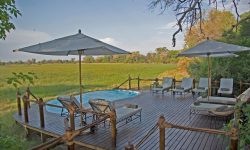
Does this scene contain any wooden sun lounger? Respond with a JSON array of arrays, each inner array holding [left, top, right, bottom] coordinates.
[[89, 99, 142, 127], [196, 96, 237, 105]]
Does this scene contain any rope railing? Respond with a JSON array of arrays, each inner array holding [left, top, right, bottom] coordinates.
[[115, 79, 129, 89], [125, 115, 239, 150], [134, 123, 158, 149], [31, 137, 62, 150], [17, 88, 118, 150], [44, 103, 64, 109], [29, 110, 114, 150], [115, 76, 250, 95]]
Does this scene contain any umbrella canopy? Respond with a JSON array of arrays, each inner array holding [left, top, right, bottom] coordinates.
[[178, 40, 250, 97], [13, 30, 129, 56], [13, 30, 130, 125], [179, 40, 250, 57]]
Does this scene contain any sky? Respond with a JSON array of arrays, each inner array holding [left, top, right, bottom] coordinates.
[[0, 0, 249, 61]]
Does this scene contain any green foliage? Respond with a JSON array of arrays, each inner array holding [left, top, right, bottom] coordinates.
[[0, 0, 21, 39], [83, 56, 95, 63], [223, 103, 250, 149], [0, 63, 176, 102], [239, 104, 250, 148], [6, 72, 38, 89], [185, 9, 236, 48], [0, 114, 39, 149], [187, 11, 250, 89], [44, 48, 180, 64]]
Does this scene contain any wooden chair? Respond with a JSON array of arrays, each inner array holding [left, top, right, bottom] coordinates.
[[89, 99, 142, 127], [172, 77, 194, 97], [217, 78, 234, 96], [57, 96, 87, 124], [192, 77, 208, 97], [152, 77, 173, 94]]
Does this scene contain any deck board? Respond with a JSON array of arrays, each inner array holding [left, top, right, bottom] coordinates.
[[13, 90, 230, 150]]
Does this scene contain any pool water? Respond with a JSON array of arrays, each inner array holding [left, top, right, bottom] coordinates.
[[46, 90, 140, 114]]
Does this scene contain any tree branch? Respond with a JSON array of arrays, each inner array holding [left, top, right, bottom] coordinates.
[[232, 0, 240, 31], [172, 0, 200, 47]]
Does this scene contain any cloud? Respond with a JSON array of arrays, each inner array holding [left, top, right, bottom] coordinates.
[[0, 29, 52, 47], [212, 0, 250, 15], [237, 0, 250, 14], [99, 37, 119, 45], [0, 29, 59, 61], [157, 21, 177, 30]]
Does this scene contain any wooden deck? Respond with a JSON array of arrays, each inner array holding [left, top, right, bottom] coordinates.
[[13, 90, 230, 150]]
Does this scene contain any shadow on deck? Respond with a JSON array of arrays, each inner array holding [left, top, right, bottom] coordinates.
[[13, 90, 230, 150]]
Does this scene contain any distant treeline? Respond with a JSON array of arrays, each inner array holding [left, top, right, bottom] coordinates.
[[1, 47, 181, 65]]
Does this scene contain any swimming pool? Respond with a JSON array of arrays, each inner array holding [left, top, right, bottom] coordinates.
[[46, 89, 140, 114]]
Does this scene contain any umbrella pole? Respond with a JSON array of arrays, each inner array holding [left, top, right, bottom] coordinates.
[[79, 50, 84, 125], [208, 55, 211, 99]]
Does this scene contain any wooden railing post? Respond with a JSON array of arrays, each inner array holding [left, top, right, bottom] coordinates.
[[137, 75, 140, 90], [16, 88, 22, 116], [230, 127, 238, 150], [125, 142, 135, 150], [193, 79, 196, 89], [158, 115, 165, 150], [110, 108, 117, 148], [26, 87, 31, 108], [38, 98, 45, 128], [173, 78, 176, 88], [128, 75, 131, 90], [68, 103, 75, 130], [239, 80, 243, 94], [215, 80, 219, 95], [22, 95, 29, 123], [65, 127, 75, 150]]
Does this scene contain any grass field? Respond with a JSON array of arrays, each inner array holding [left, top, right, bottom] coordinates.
[[0, 63, 176, 149]]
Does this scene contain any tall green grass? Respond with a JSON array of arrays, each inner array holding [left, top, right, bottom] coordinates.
[[0, 63, 176, 149], [0, 63, 176, 103]]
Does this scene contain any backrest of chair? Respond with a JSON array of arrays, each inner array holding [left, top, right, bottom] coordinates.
[[181, 78, 193, 89], [220, 78, 233, 90], [57, 96, 74, 110], [89, 99, 113, 113], [57, 96, 80, 110], [198, 77, 208, 88], [70, 96, 81, 108], [162, 77, 173, 88]]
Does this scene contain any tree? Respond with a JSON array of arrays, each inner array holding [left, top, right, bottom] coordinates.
[[149, 0, 248, 47], [125, 51, 146, 63], [0, 0, 21, 39], [83, 56, 95, 63], [185, 10, 236, 48], [155, 47, 169, 63], [187, 11, 250, 87]]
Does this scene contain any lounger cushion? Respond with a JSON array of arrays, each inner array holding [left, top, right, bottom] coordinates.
[[89, 99, 142, 124], [220, 88, 230, 91], [197, 87, 206, 90], [125, 104, 138, 109], [194, 101, 200, 106], [197, 96, 236, 105], [176, 87, 184, 90], [116, 107, 142, 123], [215, 105, 228, 111]]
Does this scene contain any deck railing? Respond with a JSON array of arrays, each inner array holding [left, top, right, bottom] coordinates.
[[16, 88, 118, 150], [125, 115, 239, 150], [116, 75, 250, 95]]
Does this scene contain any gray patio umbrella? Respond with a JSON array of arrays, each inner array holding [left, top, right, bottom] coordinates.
[[178, 40, 250, 96], [13, 29, 130, 122]]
